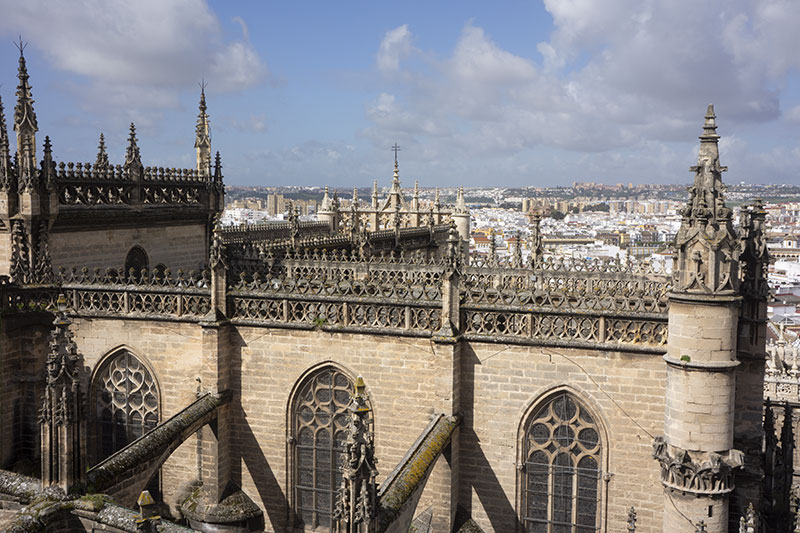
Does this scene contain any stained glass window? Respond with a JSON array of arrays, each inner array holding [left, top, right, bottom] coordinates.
[[292, 367, 369, 531], [522, 393, 602, 533], [94, 350, 159, 461]]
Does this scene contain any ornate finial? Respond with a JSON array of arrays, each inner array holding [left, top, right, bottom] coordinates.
[[14, 37, 38, 187], [391, 142, 400, 165], [739, 502, 756, 533], [41, 135, 55, 190], [627, 506, 637, 533], [333, 375, 377, 531], [673, 105, 738, 296], [0, 94, 9, 189], [320, 185, 333, 212], [213, 151, 223, 183], [195, 81, 211, 176], [10, 218, 30, 283], [209, 213, 227, 269], [512, 233, 522, 267], [95, 133, 109, 170], [14, 36, 37, 133], [489, 228, 497, 263], [124, 122, 141, 168], [454, 186, 468, 214]]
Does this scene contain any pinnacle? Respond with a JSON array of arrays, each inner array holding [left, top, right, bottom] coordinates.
[[14, 37, 38, 134]]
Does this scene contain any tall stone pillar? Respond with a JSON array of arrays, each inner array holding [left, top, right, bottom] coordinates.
[[655, 105, 745, 532]]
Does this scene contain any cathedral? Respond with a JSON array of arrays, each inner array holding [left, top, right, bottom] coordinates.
[[0, 45, 773, 533]]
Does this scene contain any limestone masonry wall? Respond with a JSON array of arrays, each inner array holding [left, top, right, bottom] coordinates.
[[459, 342, 666, 533], [50, 223, 208, 273], [232, 327, 456, 533], [70, 318, 204, 516]]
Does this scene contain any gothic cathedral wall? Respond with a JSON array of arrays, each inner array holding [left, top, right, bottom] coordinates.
[[49, 223, 208, 273], [69, 317, 205, 515], [460, 342, 666, 533], [232, 327, 457, 533]]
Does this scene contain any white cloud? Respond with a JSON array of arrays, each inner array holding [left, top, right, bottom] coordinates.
[[0, 0, 269, 121], [363, 5, 800, 185], [377, 25, 413, 75]]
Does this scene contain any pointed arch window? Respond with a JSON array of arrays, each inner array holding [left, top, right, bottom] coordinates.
[[521, 392, 602, 533], [291, 367, 371, 531], [93, 350, 159, 461], [124, 246, 149, 277]]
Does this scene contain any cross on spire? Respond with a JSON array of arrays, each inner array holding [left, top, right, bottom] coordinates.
[[14, 36, 27, 55], [391, 143, 400, 164]]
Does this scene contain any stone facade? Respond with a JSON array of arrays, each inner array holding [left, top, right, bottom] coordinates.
[[0, 50, 772, 533]]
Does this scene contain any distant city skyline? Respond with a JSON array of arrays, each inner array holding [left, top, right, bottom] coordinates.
[[1, 1, 800, 187]]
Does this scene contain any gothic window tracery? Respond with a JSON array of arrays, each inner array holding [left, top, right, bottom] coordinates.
[[521, 392, 602, 533], [291, 367, 370, 531], [94, 350, 159, 460]]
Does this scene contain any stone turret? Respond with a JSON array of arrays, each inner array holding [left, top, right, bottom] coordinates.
[[40, 296, 85, 491], [451, 186, 470, 260], [655, 105, 745, 532], [195, 84, 212, 177], [318, 186, 339, 232]]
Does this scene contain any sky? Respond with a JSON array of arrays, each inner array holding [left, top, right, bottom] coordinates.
[[1, 0, 800, 188]]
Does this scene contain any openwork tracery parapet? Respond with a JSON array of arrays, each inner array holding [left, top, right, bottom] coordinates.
[[652, 436, 744, 495], [3, 236, 672, 351]]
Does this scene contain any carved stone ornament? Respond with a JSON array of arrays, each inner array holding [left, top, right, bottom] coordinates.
[[333, 376, 378, 533], [672, 105, 741, 296], [39, 297, 83, 426], [209, 215, 227, 269], [652, 436, 743, 495]]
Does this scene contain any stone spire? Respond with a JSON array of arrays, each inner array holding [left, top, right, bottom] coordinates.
[[0, 94, 11, 190], [95, 133, 109, 170], [412, 180, 420, 211], [673, 105, 738, 295], [124, 123, 142, 169], [382, 147, 405, 212], [195, 84, 211, 177], [371, 180, 379, 209], [14, 39, 38, 192], [40, 295, 85, 491]]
